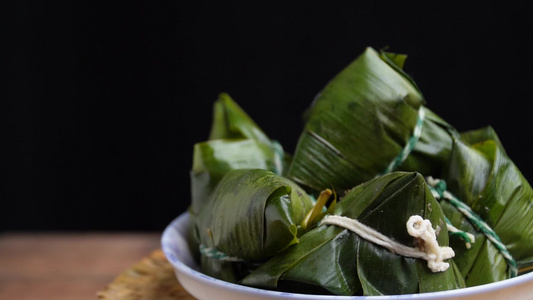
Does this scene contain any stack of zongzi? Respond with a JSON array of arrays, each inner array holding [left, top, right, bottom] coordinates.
[[185, 47, 532, 296]]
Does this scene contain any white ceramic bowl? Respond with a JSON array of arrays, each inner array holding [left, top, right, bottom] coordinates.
[[161, 212, 533, 300]]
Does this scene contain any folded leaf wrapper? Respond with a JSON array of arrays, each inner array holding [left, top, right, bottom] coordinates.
[[287, 47, 457, 194], [194, 169, 314, 283], [188, 94, 288, 264], [242, 172, 465, 296], [181, 47, 532, 296], [436, 127, 533, 286], [190, 93, 285, 216]]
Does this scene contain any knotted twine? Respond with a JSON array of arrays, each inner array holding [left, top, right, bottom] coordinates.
[[272, 140, 285, 176], [200, 214, 456, 273], [199, 244, 244, 262], [426, 176, 518, 277], [379, 107, 426, 176], [321, 214, 455, 272]]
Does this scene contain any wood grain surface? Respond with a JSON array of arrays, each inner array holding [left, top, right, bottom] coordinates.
[[0, 232, 179, 300]]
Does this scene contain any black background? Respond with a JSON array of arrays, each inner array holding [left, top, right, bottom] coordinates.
[[5, 2, 532, 232]]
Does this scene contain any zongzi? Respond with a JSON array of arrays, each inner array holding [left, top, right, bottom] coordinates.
[[192, 168, 314, 283], [242, 172, 465, 296], [287, 47, 458, 194]]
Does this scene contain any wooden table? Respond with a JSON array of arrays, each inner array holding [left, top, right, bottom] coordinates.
[[0, 232, 195, 300], [4, 232, 533, 300]]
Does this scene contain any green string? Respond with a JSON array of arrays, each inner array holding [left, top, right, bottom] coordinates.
[[427, 177, 518, 278], [272, 140, 285, 176], [380, 107, 426, 175], [199, 244, 244, 262], [445, 216, 475, 246]]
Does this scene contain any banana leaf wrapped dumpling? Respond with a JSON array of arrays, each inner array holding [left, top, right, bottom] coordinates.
[[194, 168, 314, 283], [188, 94, 289, 263], [190, 93, 286, 215], [428, 127, 533, 287], [242, 172, 465, 296], [287, 47, 458, 194]]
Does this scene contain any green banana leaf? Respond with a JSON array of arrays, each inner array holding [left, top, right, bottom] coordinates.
[[194, 168, 314, 283], [208, 92, 276, 144], [190, 93, 285, 216], [188, 93, 288, 264], [191, 139, 282, 214], [436, 127, 533, 286], [286, 47, 458, 194], [460, 125, 505, 154], [241, 172, 465, 296]]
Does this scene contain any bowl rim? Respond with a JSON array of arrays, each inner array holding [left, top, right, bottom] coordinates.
[[162, 212, 533, 299]]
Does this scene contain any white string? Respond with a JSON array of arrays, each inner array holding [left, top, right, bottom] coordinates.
[[446, 222, 476, 249], [321, 215, 455, 272]]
